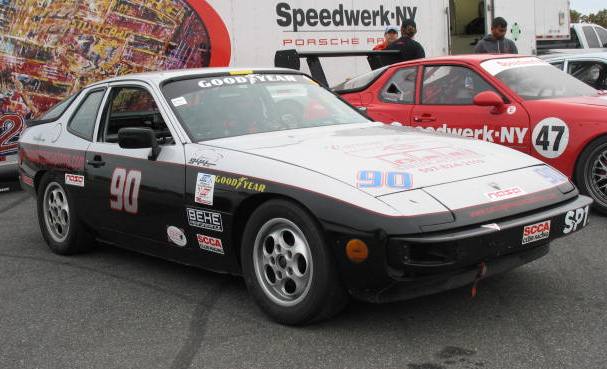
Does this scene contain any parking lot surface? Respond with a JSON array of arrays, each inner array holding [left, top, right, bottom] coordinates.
[[0, 190, 605, 369]]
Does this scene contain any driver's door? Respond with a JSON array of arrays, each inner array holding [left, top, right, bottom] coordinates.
[[84, 82, 187, 250], [411, 64, 531, 153]]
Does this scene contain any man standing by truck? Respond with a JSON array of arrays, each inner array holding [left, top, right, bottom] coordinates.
[[474, 17, 518, 54], [384, 20, 426, 64]]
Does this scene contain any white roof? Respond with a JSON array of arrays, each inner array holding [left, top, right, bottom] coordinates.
[[88, 67, 301, 87]]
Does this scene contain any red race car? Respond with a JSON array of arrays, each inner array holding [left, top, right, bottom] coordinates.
[[334, 54, 607, 213]]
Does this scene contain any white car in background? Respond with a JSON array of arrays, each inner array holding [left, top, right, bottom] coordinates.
[[541, 51, 607, 90]]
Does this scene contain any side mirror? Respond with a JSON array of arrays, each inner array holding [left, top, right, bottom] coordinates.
[[473, 91, 505, 114], [118, 127, 161, 160]]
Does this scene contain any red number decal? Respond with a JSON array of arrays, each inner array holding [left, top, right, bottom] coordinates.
[[0, 114, 24, 156], [110, 168, 142, 214]]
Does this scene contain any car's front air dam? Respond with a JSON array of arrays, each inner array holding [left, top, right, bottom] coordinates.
[[349, 194, 592, 303], [353, 244, 549, 303]]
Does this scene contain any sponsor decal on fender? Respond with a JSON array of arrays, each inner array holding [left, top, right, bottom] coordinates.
[[485, 186, 526, 202], [522, 220, 551, 245], [65, 173, 84, 187], [186, 208, 223, 232], [215, 175, 266, 192], [195, 173, 215, 205], [196, 234, 224, 255], [563, 206, 589, 234], [188, 149, 224, 168], [167, 226, 188, 247]]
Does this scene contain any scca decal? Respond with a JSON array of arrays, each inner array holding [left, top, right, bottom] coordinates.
[[196, 234, 224, 255], [522, 220, 551, 245]]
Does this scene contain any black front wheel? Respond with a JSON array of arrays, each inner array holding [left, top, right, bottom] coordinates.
[[575, 136, 607, 214], [37, 173, 95, 255], [241, 199, 348, 325]]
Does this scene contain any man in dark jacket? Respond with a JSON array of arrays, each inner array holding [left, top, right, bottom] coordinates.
[[474, 17, 518, 54], [384, 20, 425, 65]]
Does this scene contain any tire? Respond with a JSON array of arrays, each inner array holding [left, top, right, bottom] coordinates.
[[575, 136, 607, 214], [37, 172, 95, 255], [241, 199, 348, 325]]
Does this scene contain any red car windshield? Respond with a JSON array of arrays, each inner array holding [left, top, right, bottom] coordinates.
[[481, 57, 598, 101]]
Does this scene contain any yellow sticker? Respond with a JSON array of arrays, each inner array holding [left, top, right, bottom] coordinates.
[[229, 70, 253, 76]]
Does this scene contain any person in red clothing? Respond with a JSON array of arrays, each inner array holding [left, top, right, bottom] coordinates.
[[373, 26, 399, 50]]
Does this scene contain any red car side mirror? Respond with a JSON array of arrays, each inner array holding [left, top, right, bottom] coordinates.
[[473, 91, 505, 114]]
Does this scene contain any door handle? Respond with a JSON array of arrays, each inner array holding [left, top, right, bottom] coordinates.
[[87, 155, 105, 168], [413, 115, 437, 123]]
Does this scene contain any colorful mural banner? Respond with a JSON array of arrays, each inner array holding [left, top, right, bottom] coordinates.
[[0, 0, 231, 156]]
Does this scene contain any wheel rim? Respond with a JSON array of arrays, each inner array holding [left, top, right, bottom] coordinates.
[[588, 144, 607, 207], [252, 218, 313, 307], [43, 182, 70, 243]]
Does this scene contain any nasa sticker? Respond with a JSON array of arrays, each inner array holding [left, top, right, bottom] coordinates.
[[532, 117, 569, 159], [167, 226, 187, 247], [506, 105, 517, 115]]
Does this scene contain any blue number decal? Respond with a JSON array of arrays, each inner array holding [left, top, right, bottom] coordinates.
[[357, 170, 382, 188], [386, 172, 413, 189]]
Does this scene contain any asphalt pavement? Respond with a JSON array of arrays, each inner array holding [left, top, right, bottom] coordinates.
[[0, 189, 605, 369]]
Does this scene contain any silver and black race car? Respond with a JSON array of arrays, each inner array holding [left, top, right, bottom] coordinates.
[[18, 68, 592, 325]]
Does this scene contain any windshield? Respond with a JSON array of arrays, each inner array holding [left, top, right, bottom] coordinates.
[[162, 73, 369, 141], [481, 57, 598, 100], [333, 67, 387, 92]]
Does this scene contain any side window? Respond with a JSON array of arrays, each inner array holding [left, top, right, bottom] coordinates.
[[99, 86, 173, 145], [68, 89, 105, 141], [421, 65, 497, 105], [550, 61, 564, 71], [40, 92, 79, 121], [595, 27, 607, 47], [582, 26, 601, 48], [568, 61, 606, 89], [380, 67, 417, 104]]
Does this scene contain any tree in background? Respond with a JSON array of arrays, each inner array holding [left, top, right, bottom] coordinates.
[[570, 9, 582, 23], [586, 9, 607, 28], [571, 8, 607, 28]]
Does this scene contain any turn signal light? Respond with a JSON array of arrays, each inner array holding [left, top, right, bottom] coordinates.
[[346, 239, 368, 263]]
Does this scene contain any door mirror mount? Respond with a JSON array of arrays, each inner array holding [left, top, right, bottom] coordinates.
[[473, 91, 506, 114], [117, 127, 161, 160]]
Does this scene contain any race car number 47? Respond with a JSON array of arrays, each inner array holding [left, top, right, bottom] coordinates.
[[563, 206, 589, 234]]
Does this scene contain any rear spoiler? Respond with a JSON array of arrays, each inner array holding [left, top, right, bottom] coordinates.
[[274, 49, 399, 87]]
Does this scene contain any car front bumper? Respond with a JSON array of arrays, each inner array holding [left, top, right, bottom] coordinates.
[[332, 195, 593, 303]]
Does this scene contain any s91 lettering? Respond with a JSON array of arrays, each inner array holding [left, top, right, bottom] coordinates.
[[110, 168, 142, 214]]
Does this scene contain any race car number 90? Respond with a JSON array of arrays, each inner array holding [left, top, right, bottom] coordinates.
[[563, 206, 589, 234]]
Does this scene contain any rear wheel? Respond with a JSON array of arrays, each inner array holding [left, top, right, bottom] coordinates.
[[241, 199, 348, 325], [37, 173, 95, 255], [575, 136, 607, 214]]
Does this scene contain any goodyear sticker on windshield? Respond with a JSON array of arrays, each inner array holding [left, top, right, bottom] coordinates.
[[198, 75, 298, 88]]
